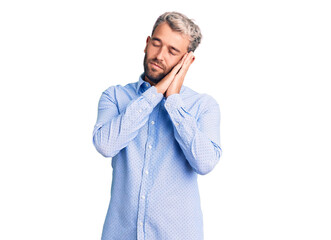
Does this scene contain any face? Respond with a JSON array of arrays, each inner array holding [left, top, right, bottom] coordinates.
[[143, 22, 190, 84]]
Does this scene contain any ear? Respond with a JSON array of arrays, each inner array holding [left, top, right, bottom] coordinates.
[[144, 36, 151, 53]]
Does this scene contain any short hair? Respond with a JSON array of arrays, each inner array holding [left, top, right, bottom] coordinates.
[[151, 12, 202, 52]]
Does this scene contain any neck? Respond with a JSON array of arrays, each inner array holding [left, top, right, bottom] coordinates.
[[144, 75, 156, 86]]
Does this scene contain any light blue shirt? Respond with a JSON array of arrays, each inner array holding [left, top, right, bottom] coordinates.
[[92, 74, 222, 240]]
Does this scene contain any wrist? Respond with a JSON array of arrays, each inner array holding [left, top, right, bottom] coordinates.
[[155, 83, 167, 94]]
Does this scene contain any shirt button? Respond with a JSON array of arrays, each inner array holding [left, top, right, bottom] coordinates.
[[145, 170, 149, 175], [175, 122, 179, 126], [139, 109, 142, 113], [165, 103, 170, 108], [148, 145, 152, 149], [139, 221, 143, 226], [151, 121, 155, 125], [141, 195, 145, 199], [145, 83, 149, 87]]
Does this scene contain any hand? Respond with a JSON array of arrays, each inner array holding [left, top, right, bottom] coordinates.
[[154, 52, 195, 97], [165, 51, 195, 98]]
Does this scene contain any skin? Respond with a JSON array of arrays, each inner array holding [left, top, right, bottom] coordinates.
[[143, 22, 195, 98]]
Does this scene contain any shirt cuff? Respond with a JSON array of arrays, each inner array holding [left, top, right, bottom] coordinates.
[[164, 94, 184, 111], [164, 93, 188, 128], [142, 86, 164, 107], [164, 93, 196, 145]]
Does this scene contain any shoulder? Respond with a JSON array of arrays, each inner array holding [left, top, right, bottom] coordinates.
[[99, 81, 138, 109], [100, 81, 138, 103], [103, 82, 136, 95]]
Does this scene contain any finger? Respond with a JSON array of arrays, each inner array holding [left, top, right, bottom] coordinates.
[[180, 52, 194, 72], [178, 53, 189, 67], [160, 53, 189, 86], [178, 52, 189, 67], [170, 53, 188, 75], [183, 51, 194, 65], [173, 53, 194, 82]]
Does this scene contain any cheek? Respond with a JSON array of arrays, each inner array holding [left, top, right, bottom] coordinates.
[[167, 57, 181, 69], [145, 46, 154, 58], [145, 48, 153, 59]]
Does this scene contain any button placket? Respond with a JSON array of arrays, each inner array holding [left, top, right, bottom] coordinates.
[[136, 103, 160, 240]]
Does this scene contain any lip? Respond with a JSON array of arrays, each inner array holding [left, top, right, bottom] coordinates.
[[150, 62, 163, 70]]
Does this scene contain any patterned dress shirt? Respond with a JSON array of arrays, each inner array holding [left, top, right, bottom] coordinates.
[[92, 73, 222, 240]]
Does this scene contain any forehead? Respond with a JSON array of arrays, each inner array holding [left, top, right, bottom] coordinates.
[[152, 22, 189, 52]]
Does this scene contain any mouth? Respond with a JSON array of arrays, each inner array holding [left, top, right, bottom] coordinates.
[[150, 62, 163, 70]]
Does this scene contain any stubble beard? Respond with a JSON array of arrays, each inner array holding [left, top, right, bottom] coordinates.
[[143, 54, 167, 84]]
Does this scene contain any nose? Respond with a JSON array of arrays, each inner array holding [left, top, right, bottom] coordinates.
[[156, 46, 166, 61]]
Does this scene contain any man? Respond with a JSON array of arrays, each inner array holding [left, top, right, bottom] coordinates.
[[93, 11, 222, 240]]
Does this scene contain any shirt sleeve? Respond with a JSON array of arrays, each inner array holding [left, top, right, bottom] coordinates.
[[93, 86, 163, 158], [164, 94, 222, 175]]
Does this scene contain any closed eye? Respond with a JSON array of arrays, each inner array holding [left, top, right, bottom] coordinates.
[[170, 47, 180, 56], [151, 39, 161, 47], [169, 50, 177, 56]]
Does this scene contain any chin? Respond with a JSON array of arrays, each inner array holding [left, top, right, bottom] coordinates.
[[143, 55, 167, 84], [144, 67, 165, 84], [146, 73, 162, 84]]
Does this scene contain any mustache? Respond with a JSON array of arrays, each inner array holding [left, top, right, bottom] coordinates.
[[149, 59, 165, 70]]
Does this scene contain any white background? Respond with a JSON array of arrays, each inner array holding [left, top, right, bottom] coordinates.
[[1, 0, 330, 239]]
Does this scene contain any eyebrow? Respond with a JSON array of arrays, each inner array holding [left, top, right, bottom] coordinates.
[[151, 37, 181, 53]]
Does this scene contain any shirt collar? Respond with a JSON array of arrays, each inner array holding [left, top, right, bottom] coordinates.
[[136, 73, 151, 94]]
